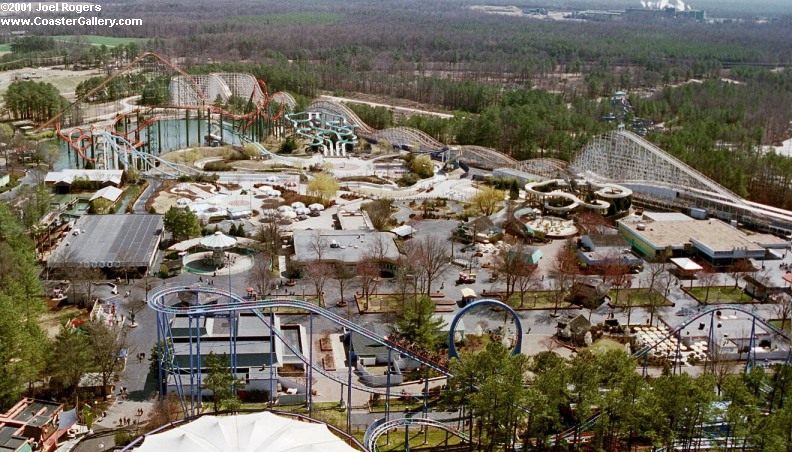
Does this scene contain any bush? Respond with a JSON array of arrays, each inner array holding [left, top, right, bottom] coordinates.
[[397, 173, 419, 187], [204, 161, 233, 171], [279, 137, 298, 154], [114, 430, 133, 447]]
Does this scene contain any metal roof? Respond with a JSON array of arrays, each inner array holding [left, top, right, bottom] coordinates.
[[48, 215, 163, 269]]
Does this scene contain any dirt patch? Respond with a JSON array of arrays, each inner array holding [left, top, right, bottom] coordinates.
[[0, 66, 103, 98], [39, 299, 89, 338]]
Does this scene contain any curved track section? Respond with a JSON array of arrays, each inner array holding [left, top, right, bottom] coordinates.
[[555, 304, 792, 443], [308, 100, 373, 133], [633, 304, 791, 358], [76, 130, 199, 177], [523, 179, 632, 213], [364, 417, 471, 451], [573, 129, 792, 231], [170, 72, 265, 106], [573, 130, 739, 201], [512, 157, 568, 177], [447, 299, 523, 358], [368, 126, 444, 150], [305, 99, 518, 168], [147, 285, 451, 372], [271, 92, 297, 111], [212, 120, 322, 168]]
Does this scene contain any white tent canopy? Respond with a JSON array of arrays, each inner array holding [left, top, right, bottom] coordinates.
[[200, 231, 237, 250], [137, 412, 357, 452]]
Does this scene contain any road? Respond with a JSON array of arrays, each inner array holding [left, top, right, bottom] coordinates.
[[132, 178, 160, 214]]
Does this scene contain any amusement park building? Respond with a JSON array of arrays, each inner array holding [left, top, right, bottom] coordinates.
[[292, 230, 400, 271], [167, 314, 307, 402], [44, 169, 123, 190], [0, 399, 65, 452], [618, 213, 774, 264], [47, 214, 163, 274]]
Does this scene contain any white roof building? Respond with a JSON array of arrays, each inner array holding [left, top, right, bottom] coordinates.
[[89, 186, 124, 203], [45, 169, 123, 186], [136, 411, 357, 452]]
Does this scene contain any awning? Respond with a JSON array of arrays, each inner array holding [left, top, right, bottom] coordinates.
[[391, 225, 415, 237], [670, 257, 703, 272], [460, 288, 476, 298], [57, 409, 78, 430]]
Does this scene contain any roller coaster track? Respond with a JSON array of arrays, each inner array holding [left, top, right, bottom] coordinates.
[[271, 91, 298, 111], [42, 52, 286, 163], [305, 100, 571, 171], [147, 286, 452, 375], [150, 287, 787, 448], [148, 286, 475, 451], [554, 304, 792, 443], [89, 131, 199, 177], [363, 417, 472, 451]]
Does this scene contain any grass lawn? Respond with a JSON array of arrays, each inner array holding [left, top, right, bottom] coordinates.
[[242, 402, 350, 431], [501, 291, 574, 310], [687, 286, 754, 304], [357, 293, 409, 313], [588, 337, 627, 354], [369, 427, 464, 451], [368, 399, 427, 413], [770, 319, 791, 333], [608, 288, 673, 308], [267, 296, 323, 314], [0, 44, 10, 52], [51, 35, 145, 47]]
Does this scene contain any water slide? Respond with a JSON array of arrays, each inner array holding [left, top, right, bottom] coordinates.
[[285, 111, 358, 157]]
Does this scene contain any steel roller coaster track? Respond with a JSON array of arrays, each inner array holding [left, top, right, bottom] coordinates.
[[148, 287, 791, 448]]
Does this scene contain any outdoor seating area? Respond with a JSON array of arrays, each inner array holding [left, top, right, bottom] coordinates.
[[633, 325, 710, 365]]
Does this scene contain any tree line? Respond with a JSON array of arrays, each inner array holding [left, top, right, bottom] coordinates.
[[3, 80, 68, 122], [635, 69, 792, 209], [445, 343, 792, 450], [0, 203, 126, 409]]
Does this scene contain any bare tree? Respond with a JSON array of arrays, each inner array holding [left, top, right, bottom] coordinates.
[[698, 271, 719, 303], [708, 345, 737, 395], [333, 262, 355, 317], [308, 230, 328, 262], [601, 252, 631, 307], [495, 240, 537, 306], [644, 264, 668, 325], [357, 257, 380, 306], [247, 252, 275, 298], [514, 262, 539, 308], [549, 239, 580, 315], [405, 235, 450, 296], [254, 219, 281, 258], [728, 260, 754, 288], [576, 210, 609, 235], [84, 320, 127, 398], [773, 293, 792, 331], [146, 393, 183, 430], [306, 261, 333, 307]]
